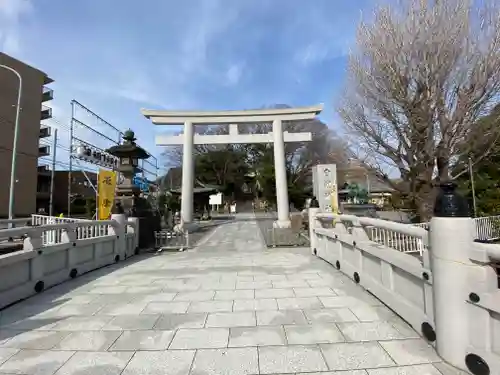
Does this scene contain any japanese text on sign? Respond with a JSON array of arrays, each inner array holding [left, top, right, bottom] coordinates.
[[97, 170, 116, 220]]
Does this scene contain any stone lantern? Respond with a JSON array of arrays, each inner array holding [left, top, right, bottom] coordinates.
[[106, 129, 149, 215], [106, 130, 161, 248]]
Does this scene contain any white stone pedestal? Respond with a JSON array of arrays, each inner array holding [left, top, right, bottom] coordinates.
[[273, 220, 291, 229]]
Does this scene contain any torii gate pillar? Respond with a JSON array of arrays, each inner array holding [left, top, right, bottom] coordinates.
[[142, 105, 323, 228], [181, 121, 194, 224], [272, 119, 290, 228]]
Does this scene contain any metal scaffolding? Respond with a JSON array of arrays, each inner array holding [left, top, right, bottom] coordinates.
[[68, 100, 158, 217]]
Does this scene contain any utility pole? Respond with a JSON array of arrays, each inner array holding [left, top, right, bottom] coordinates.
[[49, 129, 58, 216], [68, 101, 75, 217], [468, 157, 478, 217]]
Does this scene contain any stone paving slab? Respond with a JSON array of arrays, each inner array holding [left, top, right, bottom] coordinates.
[[0, 214, 450, 374]]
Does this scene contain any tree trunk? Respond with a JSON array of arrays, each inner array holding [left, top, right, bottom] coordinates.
[[414, 184, 438, 223]]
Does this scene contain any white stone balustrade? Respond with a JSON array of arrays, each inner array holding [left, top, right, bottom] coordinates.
[[309, 208, 500, 375], [0, 218, 139, 310]]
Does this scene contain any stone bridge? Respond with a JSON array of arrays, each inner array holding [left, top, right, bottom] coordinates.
[[0, 214, 465, 375]]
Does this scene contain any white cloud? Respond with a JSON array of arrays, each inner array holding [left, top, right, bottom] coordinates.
[[294, 42, 330, 66], [64, 1, 247, 111], [225, 63, 244, 86], [288, 5, 360, 67], [0, 0, 31, 19], [177, 0, 242, 77], [0, 0, 33, 54]]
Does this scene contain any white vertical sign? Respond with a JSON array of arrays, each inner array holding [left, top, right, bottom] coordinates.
[[312, 164, 338, 214]]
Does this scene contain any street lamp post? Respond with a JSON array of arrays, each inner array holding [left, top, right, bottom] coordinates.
[[0, 64, 23, 228]]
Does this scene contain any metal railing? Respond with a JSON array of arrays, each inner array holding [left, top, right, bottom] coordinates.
[[474, 215, 500, 241], [155, 230, 189, 250], [413, 215, 500, 242]]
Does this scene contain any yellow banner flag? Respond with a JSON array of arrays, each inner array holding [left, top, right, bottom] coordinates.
[[97, 169, 116, 220]]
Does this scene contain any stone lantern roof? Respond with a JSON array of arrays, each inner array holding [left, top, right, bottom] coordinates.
[[106, 129, 150, 159]]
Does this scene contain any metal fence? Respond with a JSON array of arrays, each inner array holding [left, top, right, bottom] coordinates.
[[154, 230, 189, 250], [474, 215, 500, 241], [413, 215, 500, 242]]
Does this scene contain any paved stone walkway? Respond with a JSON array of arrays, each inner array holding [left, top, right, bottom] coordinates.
[[0, 215, 462, 374]]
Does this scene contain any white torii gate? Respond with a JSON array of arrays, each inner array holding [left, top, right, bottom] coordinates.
[[142, 105, 323, 228]]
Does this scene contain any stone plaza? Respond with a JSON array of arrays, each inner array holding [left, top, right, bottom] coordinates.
[[0, 214, 459, 375]]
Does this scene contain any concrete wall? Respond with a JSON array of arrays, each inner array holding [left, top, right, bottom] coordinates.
[[0, 218, 138, 310], [0, 53, 51, 218]]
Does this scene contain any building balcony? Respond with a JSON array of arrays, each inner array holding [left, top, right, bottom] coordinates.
[[42, 87, 54, 102], [43, 75, 54, 85], [41, 106, 52, 120], [39, 126, 51, 138], [37, 164, 51, 176], [38, 145, 50, 157]]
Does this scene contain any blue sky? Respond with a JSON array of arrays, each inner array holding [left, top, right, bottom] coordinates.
[[0, 0, 380, 173]]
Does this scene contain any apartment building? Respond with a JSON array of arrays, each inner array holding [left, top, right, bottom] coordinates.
[[0, 53, 53, 218], [52, 171, 97, 215]]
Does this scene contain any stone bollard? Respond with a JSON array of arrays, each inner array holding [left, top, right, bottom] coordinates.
[[430, 182, 480, 373], [111, 213, 127, 261], [308, 207, 321, 255], [127, 217, 139, 255], [61, 224, 78, 277], [24, 228, 45, 286]]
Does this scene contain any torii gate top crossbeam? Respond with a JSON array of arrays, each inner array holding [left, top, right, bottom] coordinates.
[[141, 104, 323, 125]]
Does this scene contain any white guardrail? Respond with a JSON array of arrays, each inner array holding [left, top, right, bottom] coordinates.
[[31, 214, 110, 245], [0, 216, 139, 309], [309, 208, 500, 375]]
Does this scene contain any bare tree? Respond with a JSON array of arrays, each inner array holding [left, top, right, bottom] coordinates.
[[162, 125, 234, 167], [338, 0, 500, 220], [283, 119, 352, 184]]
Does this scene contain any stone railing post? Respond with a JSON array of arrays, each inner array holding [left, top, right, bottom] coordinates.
[[350, 217, 370, 241], [127, 217, 139, 255], [429, 182, 476, 372], [111, 213, 127, 261], [308, 207, 321, 255], [61, 224, 78, 274], [60, 224, 76, 244], [23, 228, 45, 289]]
